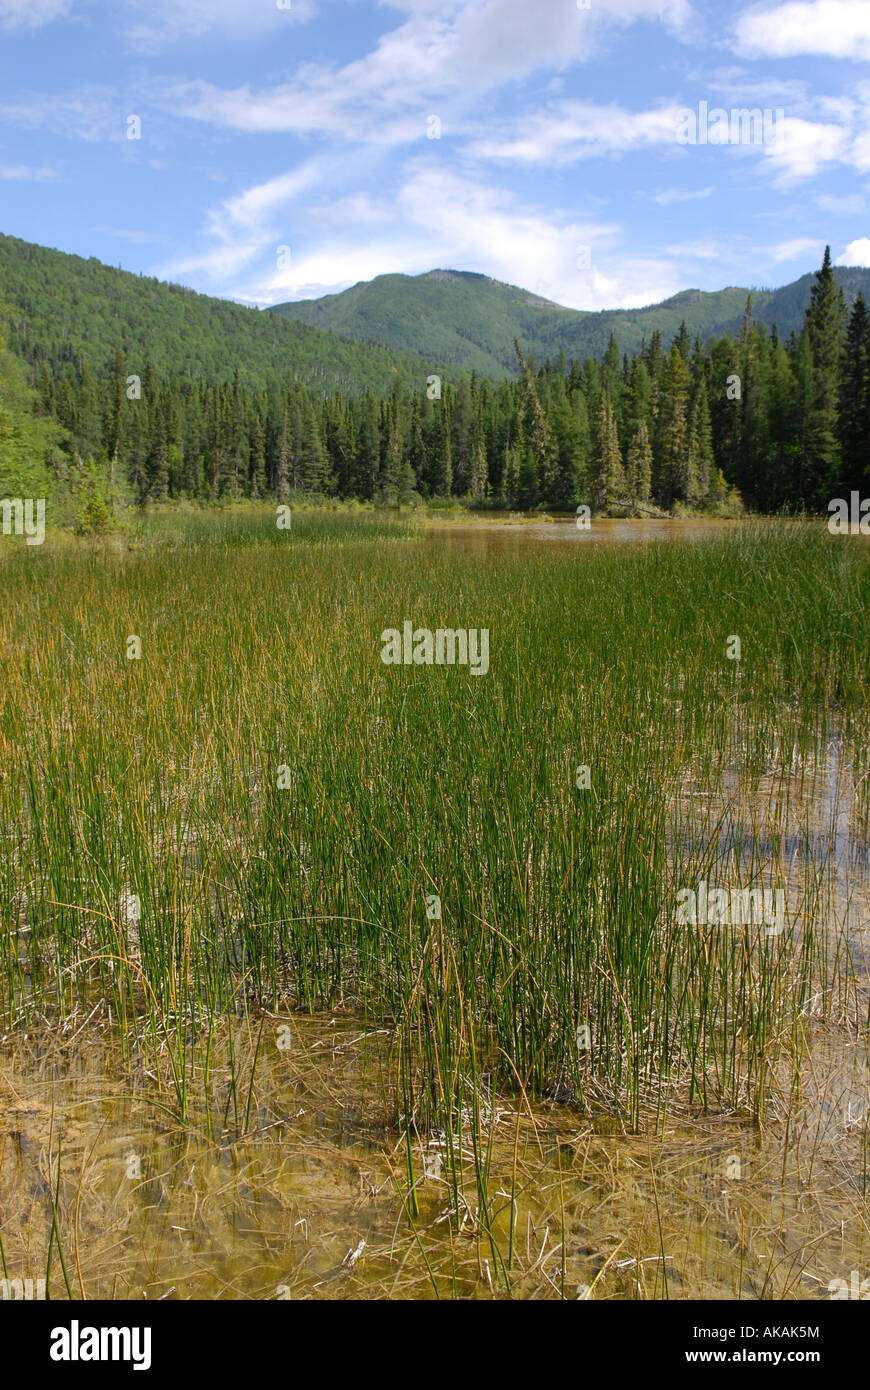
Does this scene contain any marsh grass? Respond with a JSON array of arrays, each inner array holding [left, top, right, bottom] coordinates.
[[1, 514, 868, 1294]]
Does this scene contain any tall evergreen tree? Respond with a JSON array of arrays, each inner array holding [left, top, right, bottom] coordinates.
[[626, 419, 653, 503], [839, 292, 870, 492], [804, 245, 846, 501], [275, 410, 291, 502], [591, 391, 625, 511], [655, 345, 691, 507]]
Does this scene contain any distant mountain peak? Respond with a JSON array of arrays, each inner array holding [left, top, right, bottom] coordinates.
[[421, 268, 494, 284], [265, 257, 870, 381]]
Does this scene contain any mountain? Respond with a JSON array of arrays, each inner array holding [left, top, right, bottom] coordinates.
[[268, 264, 870, 377], [4, 232, 869, 404], [0, 233, 439, 397]]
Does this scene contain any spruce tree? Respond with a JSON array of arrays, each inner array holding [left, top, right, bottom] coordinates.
[[804, 246, 846, 501], [764, 332, 798, 510], [407, 394, 426, 494], [145, 412, 169, 501], [839, 292, 870, 492], [431, 404, 453, 497], [378, 398, 402, 505], [275, 410, 290, 502], [514, 339, 557, 497], [654, 345, 691, 507], [627, 419, 653, 503], [249, 412, 267, 499], [591, 391, 625, 512], [688, 375, 714, 506]]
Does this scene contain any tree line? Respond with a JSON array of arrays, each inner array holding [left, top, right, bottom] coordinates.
[[10, 247, 870, 516]]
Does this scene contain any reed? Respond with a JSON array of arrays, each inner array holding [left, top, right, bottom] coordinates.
[[1, 513, 866, 1145]]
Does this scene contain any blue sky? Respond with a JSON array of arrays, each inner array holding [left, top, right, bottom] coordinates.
[[0, 0, 868, 310]]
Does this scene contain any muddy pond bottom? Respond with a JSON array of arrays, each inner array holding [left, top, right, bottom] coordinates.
[[1, 1006, 866, 1302]]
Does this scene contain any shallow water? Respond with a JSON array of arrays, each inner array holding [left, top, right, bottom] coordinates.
[[1, 998, 866, 1301], [1, 523, 868, 1301], [426, 518, 740, 546], [2, 729, 867, 1301]]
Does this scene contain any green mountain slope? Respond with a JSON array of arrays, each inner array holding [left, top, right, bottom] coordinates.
[[269, 265, 870, 375], [0, 233, 437, 397]]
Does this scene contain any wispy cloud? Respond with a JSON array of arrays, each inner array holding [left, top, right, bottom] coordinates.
[[762, 112, 864, 184], [0, 0, 863, 315], [466, 100, 685, 165], [765, 236, 825, 262], [160, 0, 695, 146], [651, 185, 714, 203], [165, 156, 691, 312], [0, 88, 121, 141], [120, 0, 317, 53], [155, 158, 328, 286], [91, 225, 164, 242], [0, 163, 57, 180], [0, 0, 318, 45], [733, 0, 870, 62], [0, 0, 71, 29], [817, 191, 865, 213]]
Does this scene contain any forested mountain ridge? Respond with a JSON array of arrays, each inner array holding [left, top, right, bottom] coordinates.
[[269, 264, 870, 376], [0, 233, 439, 398], [1, 237, 869, 525]]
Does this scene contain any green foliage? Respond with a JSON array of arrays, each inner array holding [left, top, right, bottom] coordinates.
[[269, 263, 870, 378], [0, 322, 63, 500], [0, 233, 438, 398], [73, 462, 114, 535], [3, 237, 869, 518]]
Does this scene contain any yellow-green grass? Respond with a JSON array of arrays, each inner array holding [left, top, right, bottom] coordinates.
[[1, 513, 867, 1146]]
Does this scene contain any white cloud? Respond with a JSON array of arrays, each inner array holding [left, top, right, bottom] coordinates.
[[651, 185, 714, 203], [172, 148, 849, 312], [705, 68, 806, 104], [216, 163, 325, 238], [0, 163, 56, 180], [0, 90, 120, 141], [762, 113, 857, 184], [837, 237, 870, 266], [0, 0, 71, 28], [466, 100, 685, 165], [851, 126, 870, 172], [92, 225, 164, 242], [156, 158, 328, 285], [766, 236, 824, 262], [817, 192, 865, 213], [169, 155, 691, 312], [0, 0, 318, 44], [666, 238, 738, 261], [164, 0, 695, 143], [472, 95, 870, 187], [733, 0, 870, 61], [393, 162, 626, 303], [305, 194, 394, 230], [160, 240, 265, 286], [121, 0, 316, 52]]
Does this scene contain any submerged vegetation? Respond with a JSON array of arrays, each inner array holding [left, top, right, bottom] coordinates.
[[0, 513, 867, 1297]]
